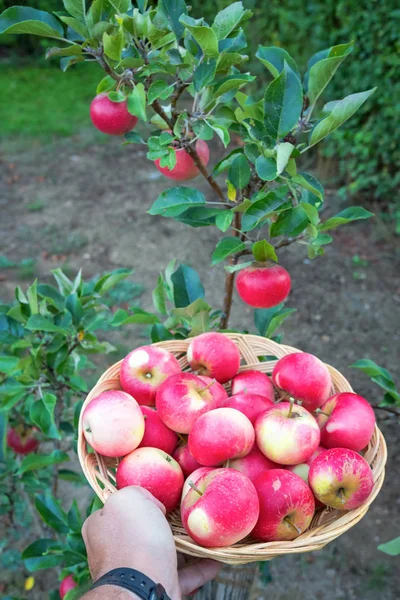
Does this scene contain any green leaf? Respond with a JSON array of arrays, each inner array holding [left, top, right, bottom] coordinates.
[[179, 15, 218, 58], [378, 537, 400, 557], [215, 210, 234, 232], [301, 203, 320, 226], [93, 268, 132, 294], [292, 172, 324, 202], [211, 2, 251, 40], [110, 0, 130, 12], [252, 240, 277, 262], [58, 469, 87, 485], [350, 359, 394, 382], [193, 59, 217, 92], [148, 187, 206, 217], [52, 269, 74, 295], [152, 275, 167, 315], [22, 539, 64, 572], [276, 142, 294, 175], [308, 42, 353, 108], [30, 393, 60, 440], [0, 6, 64, 38], [228, 154, 251, 190], [59, 15, 89, 38], [103, 29, 125, 61], [96, 75, 116, 94], [255, 305, 296, 338], [127, 83, 147, 121], [124, 131, 145, 144], [241, 192, 287, 232], [147, 80, 175, 104], [66, 293, 83, 325], [0, 411, 7, 462], [270, 206, 309, 237], [255, 156, 278, 181], [264, 62, 303, 141], [17, 450, 69, 475], [159, 0, 187, 40], [208, 74, 255, 105], [46, 44, 83, 59], [35, 493, 68, 533], [26, 280, 38, 315], [207, 121, 230, 147], [110, 308, 159, 326], [309, 89, 376, 148], [108, 90, 126, 103], [319, 207, 374, 232], [211, 237, 246, 266], [0, 356, 19, 374], [62, 0, 85, 21], [171, 264, 205, 308], [225, 261, 252, 274], [213, 149, 244, 175], [25, 315, 66, 334], [256, 46, 299, 78]]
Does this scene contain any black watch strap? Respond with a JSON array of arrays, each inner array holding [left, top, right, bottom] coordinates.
[[89, 568, 171, 599]]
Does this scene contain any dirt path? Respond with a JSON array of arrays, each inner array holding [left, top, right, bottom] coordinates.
[[1, 136, 400, 599]]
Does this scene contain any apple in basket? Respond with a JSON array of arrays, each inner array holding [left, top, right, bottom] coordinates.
[[138, 406, 178, 455], [231, 369, 275, 401], [82, 390, 144, 457], [187, 332, 240, 383], [181, 468, 260, 547], [228, 446, 280, 483], [173, 444, 202, 478], [222, 391, 274, 424], [308, 448, 374, 510]]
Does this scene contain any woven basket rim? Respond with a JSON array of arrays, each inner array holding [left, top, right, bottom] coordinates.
[[77, 334, 387, 564]]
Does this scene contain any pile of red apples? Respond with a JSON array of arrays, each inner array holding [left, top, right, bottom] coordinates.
[[82, 333, 376, 549]]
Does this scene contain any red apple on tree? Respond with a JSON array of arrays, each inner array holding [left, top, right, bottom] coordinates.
[[82, 390, 145, 457], [7, 427, 39, 455], [231, 370, 275, 401], [188, 407, 255, 466], [187, 332, 240, 383], [272, 352, 332, 411], [173, 443, 202, 477], [90, 93, 138, 135], [155, 138, 209, 181], [308, 448, 374, 510], [156, 372, 225, 434], [181, 468, 259, 547], [228, 446, 280, 482], [120, 345, 181, 407], [255, 401, 320, 465], [316, 392, 375, 451], [222, 392, 274, 424], [138, 406, 178, 455], [116, 447, 184, 513], [59, 575, 77, 599], [236, 262, 291, 308], [252, 469, 315, 541]]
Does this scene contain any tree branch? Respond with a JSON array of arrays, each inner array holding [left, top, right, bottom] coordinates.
[[220, 213, 241, 330], [372, 404, 400, 416], [185, 143, 227, 204]]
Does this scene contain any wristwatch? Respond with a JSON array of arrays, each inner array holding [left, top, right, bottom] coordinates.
[[89, 568, 171, 599]]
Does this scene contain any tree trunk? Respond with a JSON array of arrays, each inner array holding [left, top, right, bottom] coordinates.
[[194, 563, 258, 600]]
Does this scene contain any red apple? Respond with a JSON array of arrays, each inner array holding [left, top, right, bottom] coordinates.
[[156, 372, 224, 434], [7, 427, 38, 455], [236, 263, 291, 308], [155, 139, 209, 181], [188, 407, 255, 467], [272, 352, 332, 411], [120, 345, 181, 407], [90, 93, 138, 135], [228, 446, 280, 482], [222, 392, 274, 425], [187, 332, 240, 384], [181, 468, 259, 547], [116, 447, 184, 512], [138, 406, 178, 455], [252, 469, 315, 541], [181, 467, 215, 503], [255, 402, 320, 465], [286, 446, 325, 482], [317, 392, 375, 451], [308, 448, 374, 510], [60, 574, 77, 599], [82, 390, 144, 457], [231, 370, 275, 401], [198, 375, 228, 406], [173, 443, 202, 477]]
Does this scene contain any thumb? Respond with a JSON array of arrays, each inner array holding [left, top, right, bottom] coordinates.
[[178, 559, 222, 595]]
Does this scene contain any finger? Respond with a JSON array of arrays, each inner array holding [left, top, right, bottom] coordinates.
[[103, 486, 167, 515], [81, 510, 102, 544], [178, 559, 222, 595]]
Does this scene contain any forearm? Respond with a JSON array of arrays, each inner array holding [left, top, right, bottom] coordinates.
[[82, 585, 140, 600]]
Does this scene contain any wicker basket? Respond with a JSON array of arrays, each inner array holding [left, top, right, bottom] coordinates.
[[78, 334, 387, 564]]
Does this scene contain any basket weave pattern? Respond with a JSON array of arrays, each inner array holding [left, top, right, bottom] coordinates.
[[78, 334, 387, 564]]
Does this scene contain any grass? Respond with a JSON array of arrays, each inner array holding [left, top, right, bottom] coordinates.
[[0, 62, 103, 139]]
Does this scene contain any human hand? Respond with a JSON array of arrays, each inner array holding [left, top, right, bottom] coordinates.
[[82, 486, 220, 599]]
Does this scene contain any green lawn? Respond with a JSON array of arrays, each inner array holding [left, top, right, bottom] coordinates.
[[0, 62, 103, 139]]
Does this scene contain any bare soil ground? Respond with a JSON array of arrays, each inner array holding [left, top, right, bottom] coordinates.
[[1, 134, 399, 600]]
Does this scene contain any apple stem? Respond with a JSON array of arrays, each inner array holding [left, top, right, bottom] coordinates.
[[198, 379, 216, 394], [287, 397, 295, 418], [315, 408, 330, 417], [337, 487, 346, 503], [188, 481, 203, 497], [284, 517, 302, 535]]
